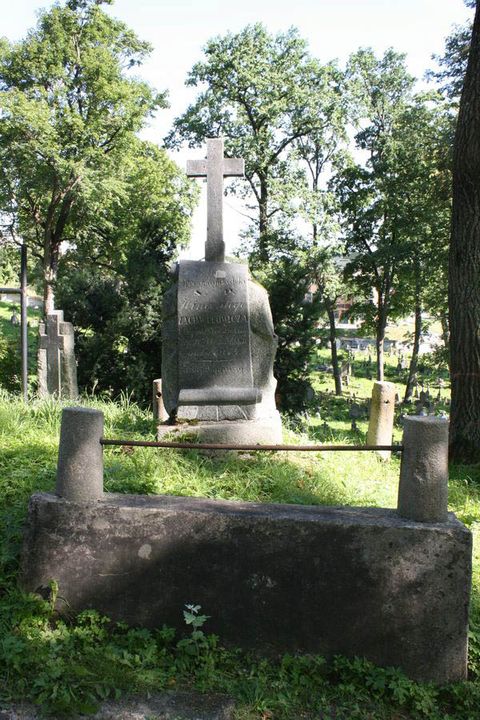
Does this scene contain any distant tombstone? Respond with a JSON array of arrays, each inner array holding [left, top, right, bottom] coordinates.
[[10, 310, 20, 326], [367, 381, 396, 459], [161, 138, 282, 444], [38, 311, 78, 399]]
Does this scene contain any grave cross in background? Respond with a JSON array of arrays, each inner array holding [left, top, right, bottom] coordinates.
[[38, 310, 78, 398], [187, 137, 244, 263]]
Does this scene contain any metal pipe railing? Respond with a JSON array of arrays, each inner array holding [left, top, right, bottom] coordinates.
[[100, 438, 404, 452]]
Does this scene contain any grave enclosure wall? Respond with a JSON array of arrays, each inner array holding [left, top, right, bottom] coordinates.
[[20, 410, 472, 685]]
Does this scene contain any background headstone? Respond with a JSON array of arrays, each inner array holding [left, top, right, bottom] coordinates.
[[38, 310, 78, 399], [367, 381, 396, 459]]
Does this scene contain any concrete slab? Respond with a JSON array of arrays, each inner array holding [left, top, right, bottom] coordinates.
[[20, 492, 472, 684]]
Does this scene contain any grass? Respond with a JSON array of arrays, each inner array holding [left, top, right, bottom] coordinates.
[[0, 300, 42, 391], [0, 390, 479, 717]]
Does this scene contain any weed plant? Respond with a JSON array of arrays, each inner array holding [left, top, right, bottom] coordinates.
[[0, 393, 479, 718]]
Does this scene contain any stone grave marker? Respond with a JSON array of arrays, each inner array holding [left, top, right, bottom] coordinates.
[[160, 138, 282, 443], [38, 310, 78, 399]]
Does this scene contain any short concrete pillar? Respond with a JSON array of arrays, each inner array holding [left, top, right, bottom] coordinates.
[[367, 381, 396, 459], [397, 416, 449, 523], [56, 407, 104, 502], [153, 379, 169, 422]]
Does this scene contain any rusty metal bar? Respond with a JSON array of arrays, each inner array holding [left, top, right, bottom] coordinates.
[[100, 438, 403, 452]]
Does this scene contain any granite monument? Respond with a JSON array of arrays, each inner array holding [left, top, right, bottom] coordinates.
[[160, 138, 282, 443]]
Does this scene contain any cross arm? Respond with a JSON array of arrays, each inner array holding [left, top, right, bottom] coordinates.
[[186, 159, 208, 177], [223, 158, 245, 177]]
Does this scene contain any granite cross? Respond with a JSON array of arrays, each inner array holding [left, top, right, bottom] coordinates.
[[186, 137, 244, 263], [38, 312, 67, 394]]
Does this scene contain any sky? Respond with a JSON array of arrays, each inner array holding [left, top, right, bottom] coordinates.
[[1, 0, 474, 257]]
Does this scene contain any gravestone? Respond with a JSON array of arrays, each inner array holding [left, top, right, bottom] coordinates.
[[367, 381, 396, 459], [38, 310, 78, 399], [160, 138, 282, 443]]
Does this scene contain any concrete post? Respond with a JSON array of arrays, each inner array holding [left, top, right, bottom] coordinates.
[[366, 381, 396, 459], [56, 407, 104, 502], [397, 416, 449, 523], [153, 379, 169, 422]]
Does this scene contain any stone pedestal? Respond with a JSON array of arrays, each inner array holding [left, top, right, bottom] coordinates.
[[20, 493, 471, 684], [161, 261, 282, 444]]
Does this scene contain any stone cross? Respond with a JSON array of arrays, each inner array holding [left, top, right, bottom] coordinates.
[[186, 137, 244, 263], [38, 310, 78, 398]]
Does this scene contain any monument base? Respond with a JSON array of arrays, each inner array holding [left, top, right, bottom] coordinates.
[[157, 412, 283, 445], [20, 492, 471, 684]]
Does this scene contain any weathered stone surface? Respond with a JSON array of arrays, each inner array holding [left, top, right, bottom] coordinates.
[[38, 310, 78, 399], [160, 139, 280, 442], [366, 381, 396, 458], [186, 138, 244, 263], [0, 691, 235, 720], [56, 407, 104, 503], [398, 416, 449, 523], [162, 267, 281, 439], [177, 261, 254, 397], [157, 415, 283, 445], [153, 378, 169, 421], [21, 492, 471, 683]]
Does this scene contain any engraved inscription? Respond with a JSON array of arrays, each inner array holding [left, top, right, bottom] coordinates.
[[178, 260, 253, 391]]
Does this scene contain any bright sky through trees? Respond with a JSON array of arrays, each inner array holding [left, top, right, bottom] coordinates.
[[1, 0, 473, 257]]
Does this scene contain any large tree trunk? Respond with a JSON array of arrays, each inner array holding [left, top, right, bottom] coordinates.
[[404, 283, 422, 403], [326, 303, 342, 395], [448, 0, 480, 463]]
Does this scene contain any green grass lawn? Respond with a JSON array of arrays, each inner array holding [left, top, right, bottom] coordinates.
[[0, 392, 479, 718], [0, 300, 41, 391]]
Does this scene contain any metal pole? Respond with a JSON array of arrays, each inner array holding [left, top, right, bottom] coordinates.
[[20, 243, 28, 402], [100, 438, 404, 452]]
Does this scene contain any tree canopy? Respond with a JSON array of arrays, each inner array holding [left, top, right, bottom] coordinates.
[[0, 0, 165, 311]]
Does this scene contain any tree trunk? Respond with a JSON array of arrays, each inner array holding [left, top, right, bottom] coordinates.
[[258, 178, 269, 261], [376, 298, 387, 381], [404, 284, 422, 403], [448, 0, 480, 463], [43, 230, 59, 315], [327, 303, 342, 395], [440, 312, 450, 358]]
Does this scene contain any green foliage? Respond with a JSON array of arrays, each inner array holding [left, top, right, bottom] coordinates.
[[332, 49, 452, 381], [0, 394, 479, 717], [0, 302, 41, 393], [252, 240, 324, 413], [167, 23, 334, 240], [427, 6, 475, 103], [0, 0, 165, 306], [55, 140, 197, 404], [0, 331, 19, 392]]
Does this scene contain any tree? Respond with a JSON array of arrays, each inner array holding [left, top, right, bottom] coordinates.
[[252, 235, 324, 413], [334, 49, 450, 383], [167, 24, 342, 259], [427, 0, 475, 102], [56, 139, 197, 402], [0, 0, 165, 312], [448, 0, 480, 463]]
